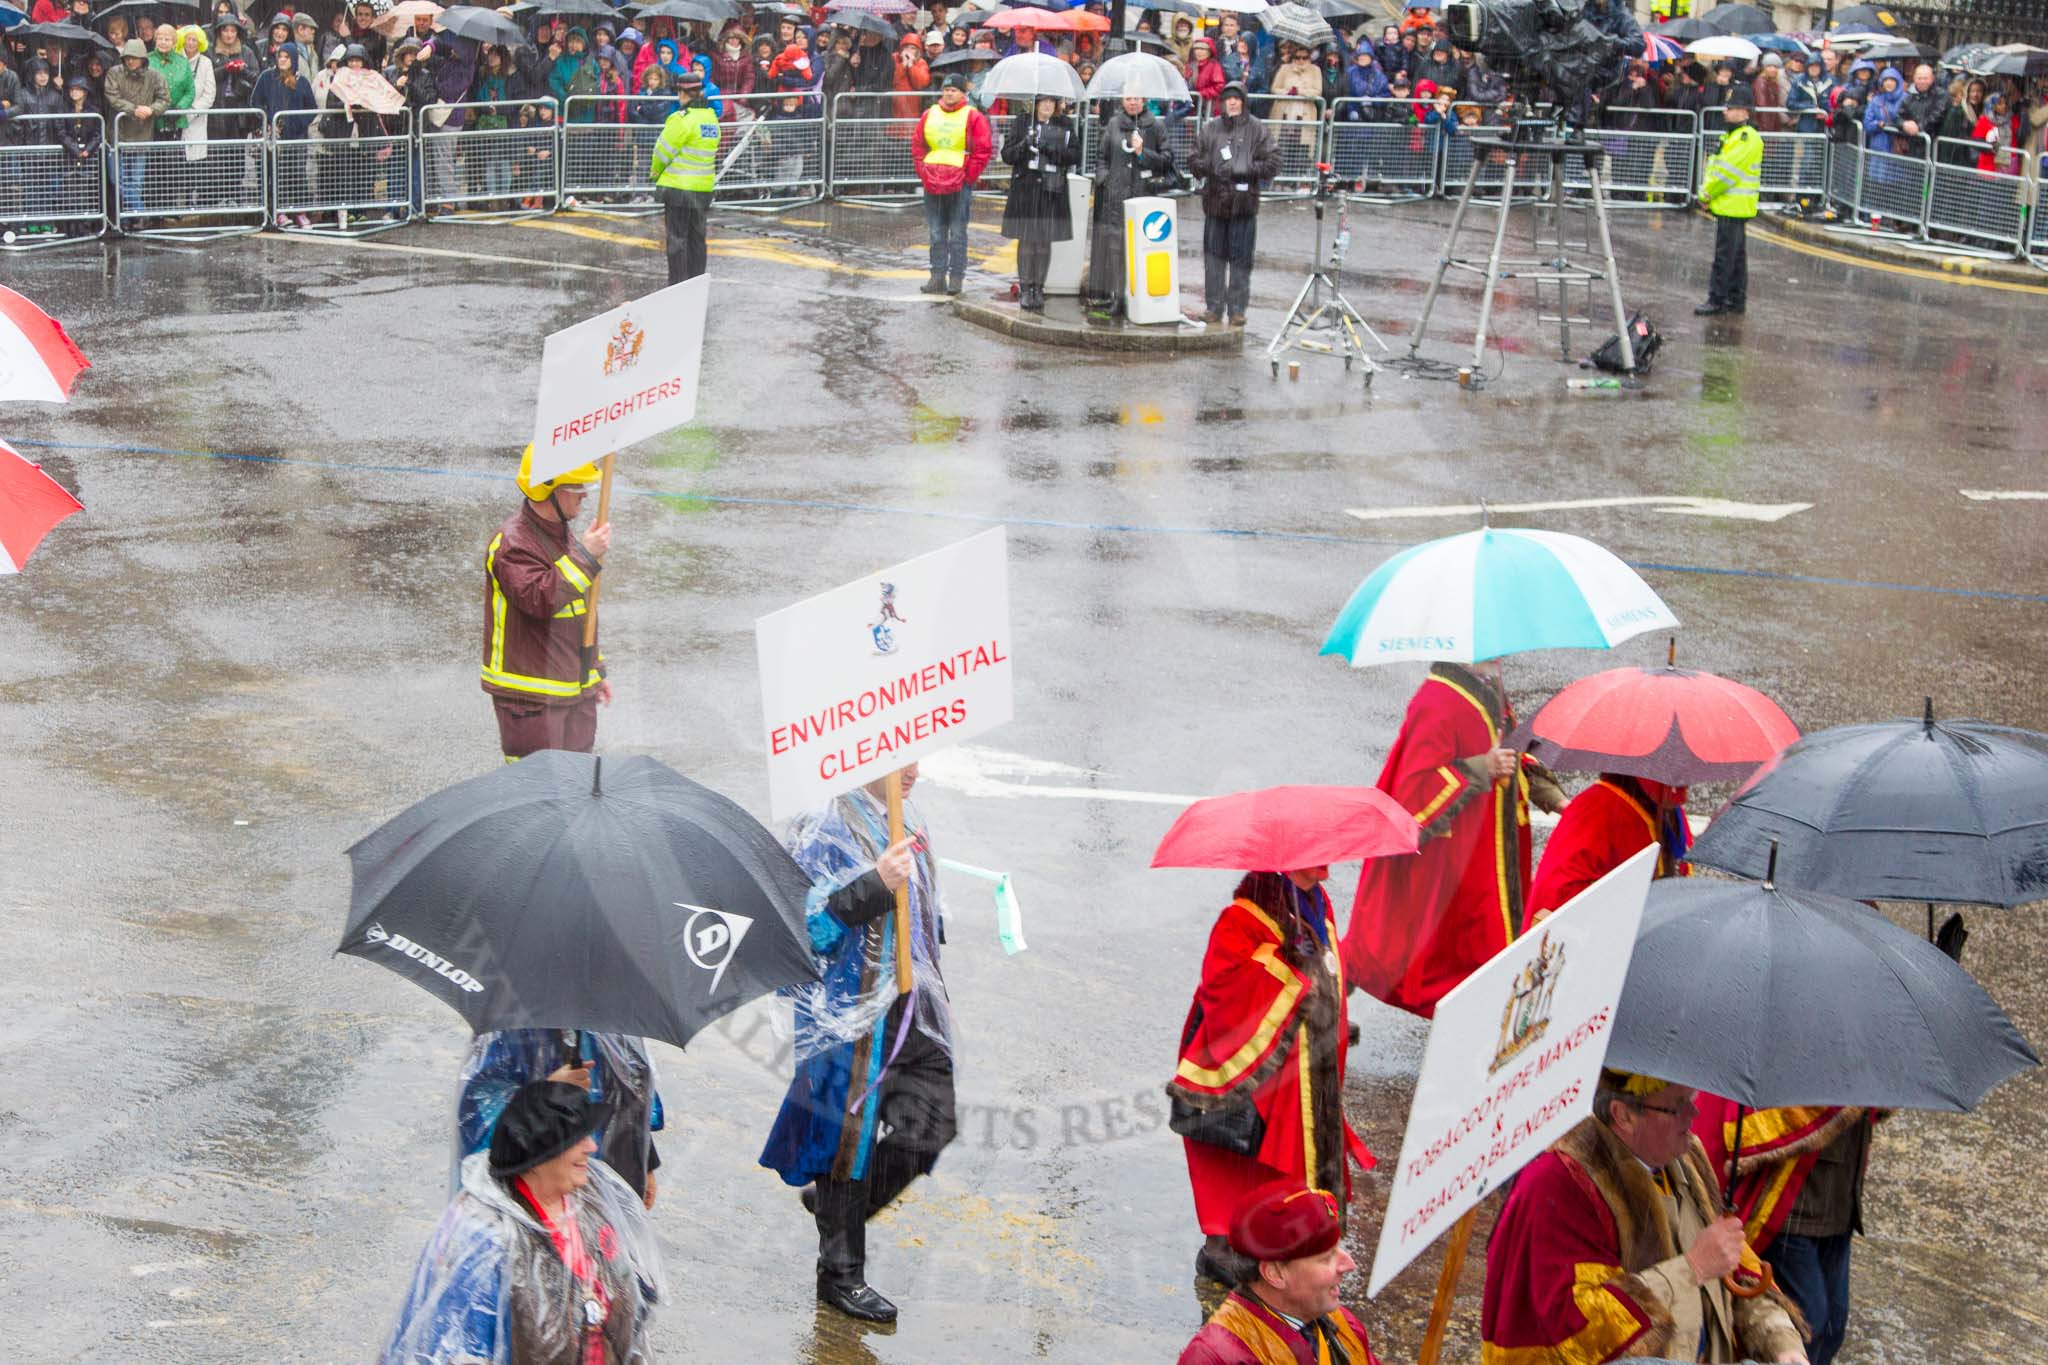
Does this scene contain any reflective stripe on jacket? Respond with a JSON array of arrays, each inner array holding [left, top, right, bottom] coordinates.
[[651, 104, 719, 191], [481, 502, 604, 703], [1701, 122, 1762, 218]]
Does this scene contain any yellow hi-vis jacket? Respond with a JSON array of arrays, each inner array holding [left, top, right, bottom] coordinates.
[[1701, 122, 1762, 219], [651, 104, 719, 192]]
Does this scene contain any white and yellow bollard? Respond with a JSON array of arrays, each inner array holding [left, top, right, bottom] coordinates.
[[1122, 196, 1179, 325]]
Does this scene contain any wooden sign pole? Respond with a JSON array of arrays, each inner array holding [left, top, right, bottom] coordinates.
[[579, 453, 616, 654], [885, 769, 912, 995], [1417, 1207, 1478, 1365]]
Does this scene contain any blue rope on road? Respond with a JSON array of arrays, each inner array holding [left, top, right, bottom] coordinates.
[[17, 437, 2047, 606]]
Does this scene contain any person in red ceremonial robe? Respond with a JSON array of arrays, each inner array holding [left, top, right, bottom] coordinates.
[[1179, 1183, 1382, 1365], [1344, 661, 1565, 1016], [1168, 868, 1375, 1287], [1482, 1070, 1809, 1365], [1695, 1096, 1878, 1365], [1526, 774, 1690, 924]]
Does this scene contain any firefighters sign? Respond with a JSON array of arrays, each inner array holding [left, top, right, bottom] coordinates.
[[1366, 846, 1656, 1299], [756, 529, 1014, 821], [528, 276, 708, 485]]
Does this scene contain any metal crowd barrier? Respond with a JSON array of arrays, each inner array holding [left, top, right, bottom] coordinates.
[[1578, 108, 1697, 206], [1923, 137, 2031, 256], [1244, 93, 1324, 197], [422, 99, 557, 221], [714, 92, 827, 210], [0, 113, 106, 249], [1854, 137, 1934, 234], [561, 95, 670, 216], [2031, 171, 2048, 269], [272, 107, 411, 238], [1328, 99, 1438, 200], [827, 93, 927, 205], [1444, 120, 1551, 203], [110, 108, 268, 241], [1826, 126, 1863, 220]]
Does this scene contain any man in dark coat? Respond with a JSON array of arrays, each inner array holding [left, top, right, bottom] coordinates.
[[1895, 61, 1949, 158], [1084, 91, 1172, 314], [1187, 81, 1279, 326]]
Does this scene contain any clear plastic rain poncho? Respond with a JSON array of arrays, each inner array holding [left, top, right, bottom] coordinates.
[[782, 786, 954, 1067], [451, 1031, 662, 1200], [383, 1151, 666, 1365]]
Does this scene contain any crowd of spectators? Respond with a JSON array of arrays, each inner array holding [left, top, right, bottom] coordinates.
[[5, 0, 2048, 235]]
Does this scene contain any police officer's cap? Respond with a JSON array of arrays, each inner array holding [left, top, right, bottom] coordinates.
[[1723, 84, 1756, 109], [677, 66, 705, 89]]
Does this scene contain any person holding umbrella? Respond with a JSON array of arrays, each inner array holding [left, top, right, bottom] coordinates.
[[1482, 1069, 1810, 1364], [998, 90, 1078, 312], [1153, 785, 1413, 1289], [384, 1081, 666, 1362], [759, 762, 953, 1325], [454, 1030, 667, 1209], [481, 447, 613, 761]]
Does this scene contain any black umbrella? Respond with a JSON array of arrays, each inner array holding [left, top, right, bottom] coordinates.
[[1702, 2, 1772, 35], [436, 4, 530, 45], [1968, 43, 2048, 78], [828, 10, 894, 38], [21, 20, 99, 42], [1607, 858, 2038, 1113], [1690, 700, 2048, 911], [1645, 17, 1716, 42], [1829, 3, 1902, 31], [341, 751, 819, 1051], [534, 0, 619, 17], [91, 0, 201, 27], [632, 0, 730, 21]]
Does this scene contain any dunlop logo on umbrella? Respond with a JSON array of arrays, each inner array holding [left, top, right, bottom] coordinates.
[[682, 905, 754, 994], [364, 923, 487, 994]]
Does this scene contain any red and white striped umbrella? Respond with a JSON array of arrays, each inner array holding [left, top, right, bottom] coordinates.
[[0, 438, 83, 575], [0, 286, 90, 404]]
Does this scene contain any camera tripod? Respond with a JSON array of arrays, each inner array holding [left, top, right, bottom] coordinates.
[[1266, 165, 1387, 388], [1407, 127, 1634, 384]]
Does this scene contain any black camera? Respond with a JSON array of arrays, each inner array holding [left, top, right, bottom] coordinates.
[[1443, 0, 1627, 112]]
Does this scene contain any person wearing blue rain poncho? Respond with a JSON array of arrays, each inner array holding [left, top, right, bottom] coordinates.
[[455, 1030, 665, 1209], [759, 761, 957, 1326], [385, 1081, 665, 1364]]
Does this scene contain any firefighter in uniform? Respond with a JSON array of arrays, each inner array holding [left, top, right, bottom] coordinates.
[[482, 447, 613, 760], [650, 67, 719, 284], [1697, 84, 1761, 316]]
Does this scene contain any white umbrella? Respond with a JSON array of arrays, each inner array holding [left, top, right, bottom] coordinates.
[[1199, 0, 1270, 11], [1261, 1, 1333, 49], [1686, 34, 1762, 62], [1083, 50, 1191, 101], [981, 50, 1086, 101]]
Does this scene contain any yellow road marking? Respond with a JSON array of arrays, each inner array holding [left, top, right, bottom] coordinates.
[[1751, 223, 2048, 295]]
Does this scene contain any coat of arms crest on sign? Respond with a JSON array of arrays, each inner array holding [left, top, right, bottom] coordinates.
[[1490, 930, 1565, 1074], [603, 318, 646, 376]]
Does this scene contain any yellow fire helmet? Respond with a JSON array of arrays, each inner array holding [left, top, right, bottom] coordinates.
[[517, 445, 604, 502]]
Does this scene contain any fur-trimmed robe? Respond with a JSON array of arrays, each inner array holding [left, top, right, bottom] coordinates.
[[1481, 1116, 1807, 1363], [1693, 1099, 1871, 1251], [1170, 888, 1374, 1235]]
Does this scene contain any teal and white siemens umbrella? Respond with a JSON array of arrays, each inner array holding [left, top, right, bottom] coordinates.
[[1321, 527, 1679, 666]]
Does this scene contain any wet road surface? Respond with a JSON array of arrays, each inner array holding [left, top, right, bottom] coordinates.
[[2, 197, 2045, 1362]]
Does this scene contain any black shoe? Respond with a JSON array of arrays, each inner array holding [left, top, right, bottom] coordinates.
[[1724, 302, 1746, 314], [919, 275, 946, 295], [1694, 301, 1728, 316], [1023, 286, 1044, 312], [818, 1276, 898, 1323], [945, 277, 963, 296]]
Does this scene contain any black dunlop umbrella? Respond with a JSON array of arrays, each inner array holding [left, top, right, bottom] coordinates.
[[436, 4, 530, 45], [340, 751, 818, 1050], [1690, 700, 2048, 912], [1607, 853, 2038, 1113]]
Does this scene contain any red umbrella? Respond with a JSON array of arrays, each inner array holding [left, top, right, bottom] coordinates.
[[0, 438, 83, 575], [0, 286, 91, 404], [1510, 653, 1799, 785], [1151, 786, 1418, 872], [982, 5, 1109, 32]]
